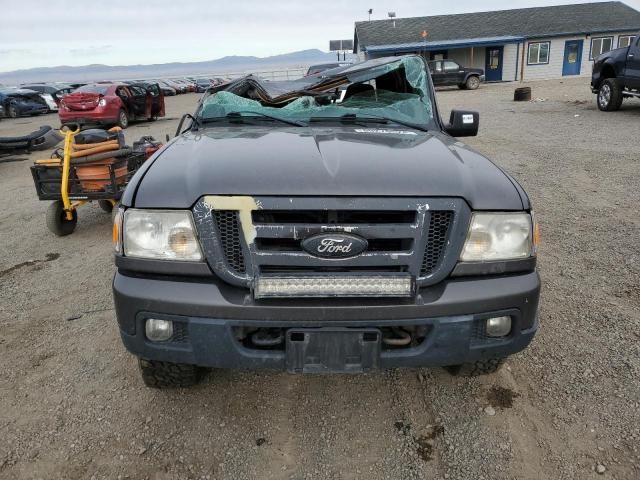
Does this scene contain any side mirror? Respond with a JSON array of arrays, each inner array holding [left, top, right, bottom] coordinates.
[[445, 110, 479, 137]]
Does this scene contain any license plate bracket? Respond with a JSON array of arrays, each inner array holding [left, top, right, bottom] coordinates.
[[285, 328, 381, 373]]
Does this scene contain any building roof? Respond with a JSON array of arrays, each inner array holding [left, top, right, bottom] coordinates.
[[354, 1, 640, 52]]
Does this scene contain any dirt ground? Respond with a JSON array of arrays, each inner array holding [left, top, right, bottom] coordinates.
[[1, 77, 639, 480]]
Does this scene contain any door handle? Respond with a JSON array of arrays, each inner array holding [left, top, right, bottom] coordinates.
[[629, 54, 635, 58]]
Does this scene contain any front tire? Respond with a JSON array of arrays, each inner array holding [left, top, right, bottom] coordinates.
[[465, 75, 480, 90], [46, 200, 77, 236], [8, 104, 19, 118], [116, 109, 129, 129], [138, 359, 202, 388], [444, 357, 506, 376], [597, 78, 623, 111]]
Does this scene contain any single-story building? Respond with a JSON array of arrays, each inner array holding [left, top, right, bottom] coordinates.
[[353, 1, 640, 81]]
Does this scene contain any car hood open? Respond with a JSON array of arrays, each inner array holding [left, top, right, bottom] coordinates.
[[131, 126, 524, 210]]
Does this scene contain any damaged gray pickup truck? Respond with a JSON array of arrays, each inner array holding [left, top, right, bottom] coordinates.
[[112, 55, 540, 387]]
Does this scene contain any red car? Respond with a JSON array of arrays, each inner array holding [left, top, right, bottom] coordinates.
[[59, 82, 165, 129]]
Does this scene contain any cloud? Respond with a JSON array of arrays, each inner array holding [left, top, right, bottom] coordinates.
[[0, 48, 34, 56]]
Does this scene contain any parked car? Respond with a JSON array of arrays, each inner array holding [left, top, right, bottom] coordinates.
[[112, 55, 539, 387], [22, 84, 73, 111], [427, 60, 485, 90], [306, 62, 353, 76], [591, 32, 640, 111], [153, 80, 177, 96], [195, 78, 212, 93], [0, 88, 49, 118], [163, 79, 186, 94], [173, 79, 195, 92], [59, 82, 165, 128]]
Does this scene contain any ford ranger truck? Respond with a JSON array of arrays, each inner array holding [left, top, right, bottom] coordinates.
[[112, 55, 540, 388], [592, 33, 640, 111]]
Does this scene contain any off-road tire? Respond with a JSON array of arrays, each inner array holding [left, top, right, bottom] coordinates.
[[116, 109, 129, 129], [597, 78, 623, 111], [465, 75, 480, 90], [138, 359, 202, 388], [46, 200, 77, 236], [444, 357, 506, 377], [98, 200, 114, 213]]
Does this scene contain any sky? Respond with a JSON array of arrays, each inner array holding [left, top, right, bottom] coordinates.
[[1, 0, 639, 72]]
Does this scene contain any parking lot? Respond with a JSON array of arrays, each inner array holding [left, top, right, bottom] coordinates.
[[1, 77, 639, 480]]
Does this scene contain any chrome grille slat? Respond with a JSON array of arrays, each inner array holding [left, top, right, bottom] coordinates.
[[254, 223, 420, 239]]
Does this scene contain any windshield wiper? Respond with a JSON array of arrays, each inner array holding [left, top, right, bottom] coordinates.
[[201, 111, 306, 127], [309, 113, 429, 132]]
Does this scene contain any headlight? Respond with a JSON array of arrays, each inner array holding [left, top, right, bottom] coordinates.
[[123, 209, 203, 261], [460, 212, 533, 261]]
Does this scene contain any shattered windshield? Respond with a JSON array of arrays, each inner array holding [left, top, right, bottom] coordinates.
[[196, 55, 434, 129]]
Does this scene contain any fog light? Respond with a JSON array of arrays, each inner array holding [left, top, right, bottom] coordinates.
[[145, 319, 173, 342], [485, 316, 511, 337], [255, 275, 414, 298]]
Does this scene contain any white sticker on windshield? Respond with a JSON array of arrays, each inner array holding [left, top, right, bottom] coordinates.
[[462, 114, 474, 124], [354, 128, 418, 135]]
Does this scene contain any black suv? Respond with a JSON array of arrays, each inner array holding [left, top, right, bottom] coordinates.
[[428, 60, 485, 90], [112, 55, 539, 387]]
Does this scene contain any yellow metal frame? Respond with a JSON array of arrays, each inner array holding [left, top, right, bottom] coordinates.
[[59, 126, 81, 220], [53, 126, 119, 221]]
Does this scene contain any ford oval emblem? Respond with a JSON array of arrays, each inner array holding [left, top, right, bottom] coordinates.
[[301, 233, 368, 259]]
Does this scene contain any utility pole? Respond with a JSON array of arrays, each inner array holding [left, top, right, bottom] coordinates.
[[368, 8, 373, 21]]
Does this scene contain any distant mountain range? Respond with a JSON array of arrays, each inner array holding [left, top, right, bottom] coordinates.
[[0, 49, 356, 85]]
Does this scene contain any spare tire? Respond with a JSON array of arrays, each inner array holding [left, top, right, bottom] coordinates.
[[514, 87, 532, 102]]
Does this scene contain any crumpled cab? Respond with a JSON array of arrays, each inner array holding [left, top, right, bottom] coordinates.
[[59, 82, 165, 128]]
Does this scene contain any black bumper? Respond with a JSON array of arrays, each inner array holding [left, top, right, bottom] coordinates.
[[113, 271, 540, 370]]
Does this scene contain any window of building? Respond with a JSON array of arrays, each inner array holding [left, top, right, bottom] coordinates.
[[618, 35, 636, 49], [590, 36, 613, 60], [527, 42, 550, 65]]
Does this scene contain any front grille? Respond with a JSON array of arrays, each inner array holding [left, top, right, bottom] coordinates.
[[195, 197, 468, 290], [420, 211, 454, 277], [213, 210, 246, 274]]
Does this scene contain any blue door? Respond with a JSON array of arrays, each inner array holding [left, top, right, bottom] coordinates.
[[562, 40, 583, 76], [485, 46, 504, 81]]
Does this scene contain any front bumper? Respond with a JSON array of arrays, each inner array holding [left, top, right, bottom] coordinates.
[[113, 271, 540, 370]]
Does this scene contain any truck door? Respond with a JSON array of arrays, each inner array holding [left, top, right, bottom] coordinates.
[[443, 60, 464, 85], [626, 36, 640, 89], [429, 61, 445, 85]]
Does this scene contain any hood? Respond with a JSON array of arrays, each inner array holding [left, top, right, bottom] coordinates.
[[596, 46, 628, 63], [132, 126, 524, 210]]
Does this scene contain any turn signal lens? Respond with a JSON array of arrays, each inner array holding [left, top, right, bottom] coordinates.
[[112, 207, 123, 254], [532, 213, 540, 253]]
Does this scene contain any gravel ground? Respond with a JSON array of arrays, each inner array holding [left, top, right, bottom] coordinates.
[[0, 77, 639, 480]]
